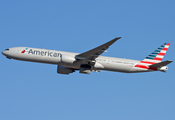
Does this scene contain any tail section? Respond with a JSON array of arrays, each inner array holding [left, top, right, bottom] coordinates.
[[134, 43, 172, 72], [141, 43, 170, 65], [148, 60, 173, 71]]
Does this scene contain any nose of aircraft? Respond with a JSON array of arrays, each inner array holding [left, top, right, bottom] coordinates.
[[2, 49, 12, 59], [2, 50, 5, 56], [2, 49, 10, 56]]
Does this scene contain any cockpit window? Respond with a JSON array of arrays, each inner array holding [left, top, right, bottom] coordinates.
[[5, 49, 9, 51]]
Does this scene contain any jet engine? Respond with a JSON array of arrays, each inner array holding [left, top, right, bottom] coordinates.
[[61, 54, 76, 64], [57, 65, 75, 75]]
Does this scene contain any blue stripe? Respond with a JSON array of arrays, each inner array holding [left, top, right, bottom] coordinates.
[[146, 57, 154, 59], [144, 43, 167, 60], [151, 52, 159, 55], [149, 54, 157, 57], [155, 50, 161, 52], [157, 48, 163, 50]]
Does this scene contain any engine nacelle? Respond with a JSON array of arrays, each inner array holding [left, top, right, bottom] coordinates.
[[57, 65, 74, 75], [61, 54, 76, 64]]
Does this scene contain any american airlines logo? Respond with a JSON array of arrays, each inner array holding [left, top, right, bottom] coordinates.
[[21, 48, 28, 53], [21, 48, 61, 57]]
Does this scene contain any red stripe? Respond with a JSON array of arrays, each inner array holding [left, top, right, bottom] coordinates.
[[135, 64, 158, 71], [135, 64, 149, 69], [166, 43, 170, 46], [135, 64, 139, 67], [154, 57, 162, 61], [162, 48, 168, 51], [140, 61, 156, 64], [158, 52, 165, 56]]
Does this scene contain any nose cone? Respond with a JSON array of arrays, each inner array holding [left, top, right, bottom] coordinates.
[[2, 48, 10, 56], [2, 49, 11, 59], [2, 51, 6, 56]]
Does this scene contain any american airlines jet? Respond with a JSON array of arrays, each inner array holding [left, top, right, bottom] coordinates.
[[2, 37, 173, 75]]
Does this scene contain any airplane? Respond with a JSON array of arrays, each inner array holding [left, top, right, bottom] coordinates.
[[2, 37, 173, 75]]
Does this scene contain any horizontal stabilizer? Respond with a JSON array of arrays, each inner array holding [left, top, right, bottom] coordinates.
[[149, 60, 173, 67]]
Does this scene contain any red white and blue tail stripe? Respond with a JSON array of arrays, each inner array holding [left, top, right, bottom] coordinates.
[[140, 43, 170, 65]]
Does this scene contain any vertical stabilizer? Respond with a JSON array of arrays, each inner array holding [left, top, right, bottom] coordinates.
[[140, 43, 170, 65]]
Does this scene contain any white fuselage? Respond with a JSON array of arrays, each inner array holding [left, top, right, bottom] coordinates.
[[2, 47, 154, 73]]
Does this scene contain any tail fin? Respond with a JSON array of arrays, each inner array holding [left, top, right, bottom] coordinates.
[[140, 43, 170, 65]]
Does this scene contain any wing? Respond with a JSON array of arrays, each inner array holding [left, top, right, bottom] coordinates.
[[75, 37, 121, 61]]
